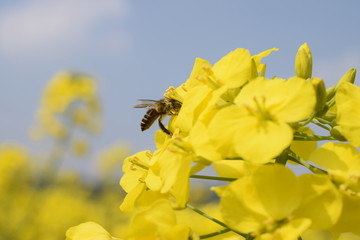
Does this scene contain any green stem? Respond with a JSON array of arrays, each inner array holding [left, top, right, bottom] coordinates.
[[190, 175, 236, 182], [186, 204, 248, 238], [299, 112, 316, 127], [199, 228, 231, 239], [293, 132, 334, 141], [275, 148, 288, 165], [288, 150, 328, 175], [315, 117, 334, 126]]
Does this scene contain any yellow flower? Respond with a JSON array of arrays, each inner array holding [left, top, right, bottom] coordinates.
[[66, 222, 120, 240], [295, 43, 312, 79], [216, 164, 340, 240], [174, 48, 278, 135], [120, 135, 193, 211], [174, 49, 254, 133], [33, 71, 102, 139], [208, 77, 316, 163], [252, 48, 279, 76], [0, 144, 29, 190], [309, 142, 360, 196], [120, 150, 166, 212], [336, 82, 360, 147], [309, 142, 360, 235], [71, 139, 89, 157], [146, 132, 193, 209], [127, 199, 197, 240]]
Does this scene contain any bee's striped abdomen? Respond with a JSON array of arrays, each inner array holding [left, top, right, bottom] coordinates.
[[141, 108, 159, 131]]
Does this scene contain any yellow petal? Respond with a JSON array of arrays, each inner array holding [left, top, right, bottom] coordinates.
[[235, 77, 316, 123], [66, 222, 117, 240], [264, 218, 311, 240], [309, 142, 360, 175], [331, 194, 360, 236], [336, 82, 360, 146], [213, 160, 258, 178], [213, 48, 253, 88], [209, 106, 293, 163], [295, 174, 342, 229], [245, 165, 301, 220], [217, 177, 265, 233]]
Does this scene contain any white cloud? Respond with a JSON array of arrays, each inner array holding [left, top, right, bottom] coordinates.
[[0, 0, 128, 59]]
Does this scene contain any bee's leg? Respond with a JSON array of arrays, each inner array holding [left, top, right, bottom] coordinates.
[[158, 119, 172, 136]]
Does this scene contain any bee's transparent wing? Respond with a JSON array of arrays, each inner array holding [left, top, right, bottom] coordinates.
[[133, 99, 159, 108], [134, 103, 153, 108]]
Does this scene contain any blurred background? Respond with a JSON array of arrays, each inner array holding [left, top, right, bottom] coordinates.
[[0, 1, 360, 239]]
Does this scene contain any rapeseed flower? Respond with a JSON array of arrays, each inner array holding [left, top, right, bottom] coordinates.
[[216, 164, 341, 240], [208, 76, 316, 163], [126, 199, 196, 240], [33, 72, 101, 139], [120, 150, 165, 211], [309, 142, 360, 235]]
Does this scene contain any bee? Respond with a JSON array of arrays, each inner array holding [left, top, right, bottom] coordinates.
[[134, 98, 182, 135]]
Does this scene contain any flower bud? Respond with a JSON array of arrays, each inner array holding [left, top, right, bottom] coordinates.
[[337, 68, 356, 86], [330, 126, 347, 141], [295, 43, 312, 79], [326, 86, 336, 101], [311, 77, 326, 113]]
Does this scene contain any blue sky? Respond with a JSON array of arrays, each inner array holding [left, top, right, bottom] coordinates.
[[1, 0, 360, 175]]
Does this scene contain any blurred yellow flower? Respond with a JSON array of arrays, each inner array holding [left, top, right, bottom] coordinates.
[[33, 71, 102, 139], [71, 138, 89, 157], [0, 144, 30, 190]]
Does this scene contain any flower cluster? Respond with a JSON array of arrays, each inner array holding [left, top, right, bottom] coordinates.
[[31, 71, 102, 156], [0, 73, 131, 240], [67, 44, 360, 240]]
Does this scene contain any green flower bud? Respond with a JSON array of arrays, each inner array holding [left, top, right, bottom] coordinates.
[[330, 126, 347, 141], [326, 86, 336, 101], [295, 43, 312, 79]]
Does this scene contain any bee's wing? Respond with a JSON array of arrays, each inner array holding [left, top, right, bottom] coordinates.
[[133, 99, 160, 108], [137, 99, 159, 102], [133, 103, 154, 108]]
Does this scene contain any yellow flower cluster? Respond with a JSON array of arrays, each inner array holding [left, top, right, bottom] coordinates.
[[0, 72, 134, 240], [67, 44, 360, 240], [32, 71, 102, 140], [0, 143, 130, 240]]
